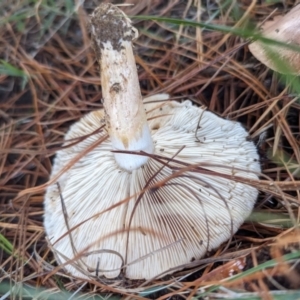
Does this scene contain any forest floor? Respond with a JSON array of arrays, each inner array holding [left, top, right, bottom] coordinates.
[[1, 0, 300, 299]]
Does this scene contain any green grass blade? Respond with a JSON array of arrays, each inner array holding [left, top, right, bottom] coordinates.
[[0, 281, 121, 300], [0, 60, 27, 78], [0, 233, 14, 255], [193, 251, 300, 298], [133, 16, 300, 53]]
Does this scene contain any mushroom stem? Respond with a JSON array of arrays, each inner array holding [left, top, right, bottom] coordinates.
[[90, 4, 154, 171]]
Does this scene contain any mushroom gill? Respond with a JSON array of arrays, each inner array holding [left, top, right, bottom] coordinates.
[[44, 3, 261, 280]]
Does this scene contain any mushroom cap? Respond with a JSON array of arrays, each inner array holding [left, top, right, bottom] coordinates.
[[44, 99, 260, 280], [248, 4, 300, 74]]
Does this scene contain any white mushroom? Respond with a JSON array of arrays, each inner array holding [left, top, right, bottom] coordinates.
[[249, 4, 300, 74], [44, 3, 261, 280]]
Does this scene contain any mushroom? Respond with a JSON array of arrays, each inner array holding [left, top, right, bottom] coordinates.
[[249, 4, 300, 74], [44, 3, 261, 280]]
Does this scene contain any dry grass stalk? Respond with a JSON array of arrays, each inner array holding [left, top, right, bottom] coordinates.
[[1, 0, 300, 299]]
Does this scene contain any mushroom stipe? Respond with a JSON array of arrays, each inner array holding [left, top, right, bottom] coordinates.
[[44, 3, 261, 280]]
